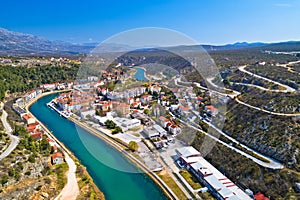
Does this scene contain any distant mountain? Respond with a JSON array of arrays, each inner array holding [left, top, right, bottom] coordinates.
[[1, 27, 300, 55], [259, 41, 300, 52], [0, 28, 94, 55]]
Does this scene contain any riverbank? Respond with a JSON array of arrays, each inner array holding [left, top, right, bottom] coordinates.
[[25, 90, 105, 200], [27, 91, 177, 200], [68, 116, 178, 200], [133, 66, 149, 81]]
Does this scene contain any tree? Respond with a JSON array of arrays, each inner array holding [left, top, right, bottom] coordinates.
[[8, 167, 15, 177], [143, 108, 151, 115], [105, 120, 116, 129], [1, 174, 8, 185], [128, 141, 138, 152], [96, 109, 105, 116], [223, 78, 230, 85], [28, 155, 36, 163], [112, 126, 122, 134]]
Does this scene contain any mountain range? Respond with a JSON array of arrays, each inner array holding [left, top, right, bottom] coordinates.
[[1, 27, 300, 55]]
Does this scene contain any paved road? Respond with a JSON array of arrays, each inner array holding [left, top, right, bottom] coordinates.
[[54, 153, 79, 200], [276, 60, 300, 74], [235, 98, 300, 117], [181, 118, 284, 169], [238, 65, 296, 92], [174, 78, 285, 169], [231, 82, 289, 93], [0, 109, 19, 161], [182, 76, 300, 117]]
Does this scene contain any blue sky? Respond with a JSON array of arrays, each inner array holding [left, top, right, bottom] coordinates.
[[1, 0, 299, 44]]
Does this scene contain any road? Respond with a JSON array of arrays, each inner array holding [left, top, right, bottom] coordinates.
[[235, 98, 300, 117], [174, 77, 285, 169], [24, 98, 80, 200], [180, 75, 300, 117], [54, 153, 79, 200], [276, 60, 300, 74], [180, 116, 284, 169], [0, 109, 19, 161], [231, 82, 289, 93], [238, 65, 296, 92]]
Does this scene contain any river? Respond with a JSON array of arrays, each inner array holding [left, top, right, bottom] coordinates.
[[29, 94, 167, 200], [134, 67, 148, 81]]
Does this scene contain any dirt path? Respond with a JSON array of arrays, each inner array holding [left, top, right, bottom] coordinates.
[[54, 153, 79, 200]]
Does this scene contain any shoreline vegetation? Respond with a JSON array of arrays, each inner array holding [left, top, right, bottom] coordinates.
[[25, 90, 105, 200], [26, 90, 178, 200]]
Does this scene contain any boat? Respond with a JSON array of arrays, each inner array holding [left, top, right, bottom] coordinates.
[[46, 101, 72, 118]]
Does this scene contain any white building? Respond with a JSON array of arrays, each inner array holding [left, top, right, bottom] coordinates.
[[176, 146, 252, 200], [113, 117, 141, 131], [153, 124, 167, 137], [143, 126, 160, 138], [51, 152, 64, 165]]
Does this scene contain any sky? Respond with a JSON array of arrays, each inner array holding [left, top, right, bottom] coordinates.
[[1, 0, 300, 45]]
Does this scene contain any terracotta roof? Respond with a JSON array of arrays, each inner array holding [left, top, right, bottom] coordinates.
[[51, 152, 63, 160], [206, 105, 217, 111], [22, 114, 33, 120], [46, 138, 55, 143], [254, 192, 270, 200]]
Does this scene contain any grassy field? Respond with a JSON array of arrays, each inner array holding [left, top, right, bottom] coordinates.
[[179, 169, 201, 190], [155, 170, 188, 200]]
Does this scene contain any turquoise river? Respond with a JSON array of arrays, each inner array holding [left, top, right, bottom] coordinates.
[[30, 94, 167, 200]]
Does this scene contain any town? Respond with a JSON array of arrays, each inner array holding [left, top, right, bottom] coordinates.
[[10, 63, 270, 200]]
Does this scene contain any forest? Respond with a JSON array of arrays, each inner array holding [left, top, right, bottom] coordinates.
[[0, 64, 79, 100]]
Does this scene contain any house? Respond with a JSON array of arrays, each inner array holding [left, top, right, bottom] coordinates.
[[88, 76, 99, 82], [51, 152, 64, 165], [25, 90, 37, 101], [101, 101, 112, 112], [159, 116, 170, 128], [178, 105, 190, 114], [254, 192, 270, 200], [149, 85, 162, 94], [127, 97, 135, 105], [22, 113, 36, 125], [131, 101, 141, 109], [41, 83, 56, 90], [205, 105, 218, 116], [140, 95, 153, 105], [168, 124, 181, 135], [46, 138, 56, 147], [26, 122, 40, 133], [13, 105, 26, 117], [112, 102, 130, 116]]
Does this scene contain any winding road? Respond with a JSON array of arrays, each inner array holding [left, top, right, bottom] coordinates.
[[0, 108, 19, 161], [174, 77, 285, 169], [238, 65, 296, 92], [170, 60, 300, 168]]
